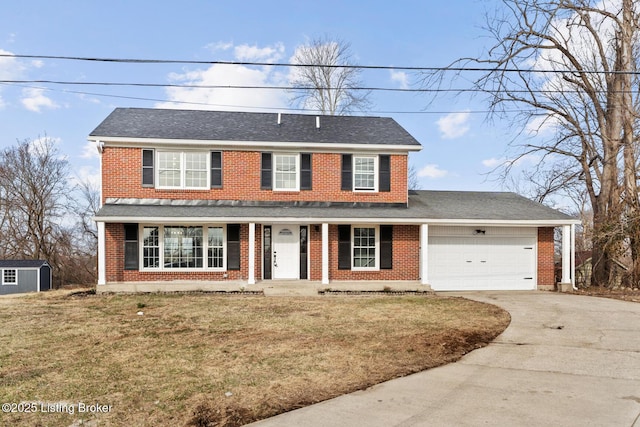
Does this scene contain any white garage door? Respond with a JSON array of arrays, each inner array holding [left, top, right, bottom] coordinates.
[[428, 227, 537, 291]]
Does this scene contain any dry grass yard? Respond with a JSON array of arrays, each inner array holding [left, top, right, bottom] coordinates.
[[0, 290, 509, 426]]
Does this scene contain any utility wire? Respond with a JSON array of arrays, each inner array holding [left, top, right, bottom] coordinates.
[[1, 79, 635, 94], [2, 53, 639, 75], [1, 81, 535, 115]]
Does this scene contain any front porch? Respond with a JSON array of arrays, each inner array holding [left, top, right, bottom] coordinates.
[[95, 280, 432, 295]]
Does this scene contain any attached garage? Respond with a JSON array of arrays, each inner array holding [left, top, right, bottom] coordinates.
[[428, 226, 537, 291]]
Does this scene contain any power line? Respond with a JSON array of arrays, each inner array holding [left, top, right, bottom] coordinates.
[[1, 79, 636, 95], [1, 81, 533, 115], [2, 53, 639, 75]]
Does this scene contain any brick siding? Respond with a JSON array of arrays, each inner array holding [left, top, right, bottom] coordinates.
[[537, 227, 555, 287], [106, 223, 250, 282], [104, 223, 419, 283], [102, 147, 408, 205], [329, 224, 420, 281]]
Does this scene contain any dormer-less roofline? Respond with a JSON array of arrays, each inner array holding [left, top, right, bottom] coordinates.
[[88, 108, 423, 150]]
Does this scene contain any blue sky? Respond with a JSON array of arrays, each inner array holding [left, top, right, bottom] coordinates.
[[0, 0, 518, 192]]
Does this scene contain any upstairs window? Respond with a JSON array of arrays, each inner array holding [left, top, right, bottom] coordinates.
[[342, 154, 389, 193], [274, 154, 299, 191], [157, 151, 209, 189], [353, 156, 377, 192]]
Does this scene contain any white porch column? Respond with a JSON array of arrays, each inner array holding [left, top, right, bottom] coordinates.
[[322, 223, 329, 285], [561, 224, 571, 285], [248, 222, 256, 285], [420, 223, 429, 285], [571, 224, 576, 286], [97, 221, 106, 286]]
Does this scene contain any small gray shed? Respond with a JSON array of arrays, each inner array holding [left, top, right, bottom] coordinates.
[[0, 260, 52, 295]]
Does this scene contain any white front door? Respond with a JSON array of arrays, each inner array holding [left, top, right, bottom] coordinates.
[[272, 225, 300, 279]]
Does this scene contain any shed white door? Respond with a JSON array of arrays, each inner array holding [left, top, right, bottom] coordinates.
[[428, 228, 537, 291]]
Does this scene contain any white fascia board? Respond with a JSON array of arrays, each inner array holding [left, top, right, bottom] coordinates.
[[87, 136, 422, 153], [93, 216, 580, 226]]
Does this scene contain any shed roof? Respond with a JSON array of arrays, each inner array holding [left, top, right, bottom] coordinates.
[[89, 108, 422, 148], [0, 260, 49, 268], [94, 190, 577, 224]]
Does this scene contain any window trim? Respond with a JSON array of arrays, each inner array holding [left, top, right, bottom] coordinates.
[[351, 225, 380, 271], [353, 155, 379, 192], [156, 151, 210, 190], [139, 224, 228, 272], [273, 153, 300, 192], [2, 269, 17, 285]]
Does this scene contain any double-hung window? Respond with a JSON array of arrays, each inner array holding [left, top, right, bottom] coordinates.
[[2, 269, 17, 285], [274, 154, 299, 191], [157, 151, 208, 189], [142, 227, 160, 268], [353, 156, 377, 192], [352, 226, 379, 270], [207, 227, 225, 269]]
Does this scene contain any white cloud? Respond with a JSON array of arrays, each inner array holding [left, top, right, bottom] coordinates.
[[234, 43, 284, 62], [206, 41, 233, 52], [0, 48, 23, 79], [21, 88, 59, 112], [525, 113, 562, 135], [436, 111, 470, 139], [157, 42, 289, 111], [73, 165, 101, 189], [27, 136, 63, 157], [482, 157, 504, 168], [390, 70, 409, 89], [0, 48, 25, 108], [417, 164, 448, 178], [81, 140, 101, 159]]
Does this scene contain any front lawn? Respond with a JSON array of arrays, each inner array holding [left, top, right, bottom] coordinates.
[[0, 290, 509, 426]]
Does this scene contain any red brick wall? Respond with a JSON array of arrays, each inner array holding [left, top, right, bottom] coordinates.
[[309, 225, 323, 281], [104, 222, 419, 283], [105, 223, 250, 282], [329, 225, 420, 281], [105, 223, 125, 282], [538, 227, 555, 287], [102, 147, 408, 204]]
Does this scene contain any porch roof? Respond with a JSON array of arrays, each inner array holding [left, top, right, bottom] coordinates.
[[94, 190, 578, 226]]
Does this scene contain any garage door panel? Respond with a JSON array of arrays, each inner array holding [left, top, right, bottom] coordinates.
[[428, 235, 536, 291]]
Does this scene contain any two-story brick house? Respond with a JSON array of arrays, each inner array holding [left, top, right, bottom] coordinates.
[[91, 108, 578, 292]]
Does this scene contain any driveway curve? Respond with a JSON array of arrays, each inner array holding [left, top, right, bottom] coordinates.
[[250, 292, 640, 427]]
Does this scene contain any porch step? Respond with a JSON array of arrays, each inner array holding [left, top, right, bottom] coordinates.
[[262, 283, 319, 297]]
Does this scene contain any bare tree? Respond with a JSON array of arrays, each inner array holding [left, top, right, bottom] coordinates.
[[0, 137, 99, 287], [422, 0, 640, 287], [0, 138, 71, 261], [289, 35, 372, 115], [408, 164, 423, 190]]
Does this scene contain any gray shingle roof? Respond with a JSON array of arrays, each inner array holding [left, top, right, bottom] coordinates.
[[89, 108, 422, 147], [94, 190, 576, 223], [0, 260, 48, 268]]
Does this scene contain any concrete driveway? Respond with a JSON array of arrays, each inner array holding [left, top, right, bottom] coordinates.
[[249, 292, 640, 426]]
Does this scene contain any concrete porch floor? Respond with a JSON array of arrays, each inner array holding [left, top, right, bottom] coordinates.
[[96, 280, 432, 296]]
